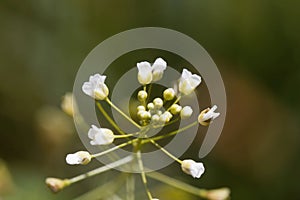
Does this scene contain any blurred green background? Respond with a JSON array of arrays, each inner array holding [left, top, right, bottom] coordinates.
[[0, 0, 300, 199]]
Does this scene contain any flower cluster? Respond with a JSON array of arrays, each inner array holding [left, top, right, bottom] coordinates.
[[45, 58, 228, 200]]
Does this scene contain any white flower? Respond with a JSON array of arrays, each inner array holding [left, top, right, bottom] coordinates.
[[181, 159, 205, 178], [152, 58, 167, 81], [137, 61, 152, 85], [180, 106, 193, 119], [163, 88, 176, 101], [198, 105, 220, 126], [66, 151, 92, 165], [137, 58, 167, 85], [205, 188, 230, 200], [88, 125, 114, 145], [82, 74, 109, 100], [178, 69, 201, 95]]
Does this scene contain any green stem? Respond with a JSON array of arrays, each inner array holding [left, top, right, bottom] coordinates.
[[105, 98, 141, 129], [68, 156, 133, 184], [96, 102, 126, 135], [92, 139, 137, 158], [137, 151, 153, 200], [145, 84, 152, 103], [150, 140, 182, 164], [114, 134, 134, 138], [143, 121, 198, 143], [167, 95, 181, 111], [126, 174, 135, 200], [146, 171, 207, 197], [152, 117, 179, 129]]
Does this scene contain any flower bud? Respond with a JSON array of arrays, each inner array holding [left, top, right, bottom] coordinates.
[[61, 93, 74, 116], [138, 90, 148, 102], [153, 98, 163, 109], [181, 159, 205, 178], [66, 151, 92, 165], [169, 104, 182, 115], [45, 178, 70, 193], [205, 188, 230, 200], [138, 110, 151, 120], [180, 106, 193, 119], [147, 102, 155, 110], [88, 125, 114, 145], [156, 110, 162, 116], [198, 105, 220, 126], [159, 111, 172, 123], [163, 88, 175, 101], [137, 105, 146, 111], [151, 114, 160, 123]]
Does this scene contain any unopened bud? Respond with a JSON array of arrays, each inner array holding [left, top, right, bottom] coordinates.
[[138, 90, 148, 102], [137, 105, 146, 111], [153, 98, 163, 109], [180, 106, 193, 119], [163, 88, 175, 101], [45, 178, 70, 193], [159, 111, 172, 123], [205, 188, 230, 200], [138, 110, 151, 119], [147, 102, 155, 110], [66, 151, 92, 165], [169, 104, 182, 115]]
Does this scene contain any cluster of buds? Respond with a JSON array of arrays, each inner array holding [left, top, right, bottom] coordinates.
[[45, 57, 228, 200]]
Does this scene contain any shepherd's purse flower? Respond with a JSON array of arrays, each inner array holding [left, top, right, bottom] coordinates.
[[82, 73, 109, 100], [178, 69, 201, 95], [137, 58, 167, 85]]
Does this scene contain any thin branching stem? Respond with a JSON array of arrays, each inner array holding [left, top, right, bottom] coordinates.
[[92, 139, 138, 158], [142, 121, 198, 143], [137, 151, 153, 200], [96, 102, 126, 135], [146, 171, 206, 197], [105, 98, 141, 129], [68, 156, 133, 185], [150, 140, 182, 164]]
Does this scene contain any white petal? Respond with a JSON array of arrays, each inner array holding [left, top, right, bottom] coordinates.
[[89, 74, 106, 85], [88, 125, 99, 139], [181, 159, 205, 179], [137, 61, 152, 85], [178, 69, 202, 95], [189, 73, 201, 88], [152, 58, 167, 81], [93, 129, 114, 145], [202, 105, 220, 121], [66, 154, 80, 165], [82, 82, 94, 97], [94, 83, 109, 100], [181, 69, 192, 79]]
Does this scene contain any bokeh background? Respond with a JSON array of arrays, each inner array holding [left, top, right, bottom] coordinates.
[[0, 0, 299, 199]]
